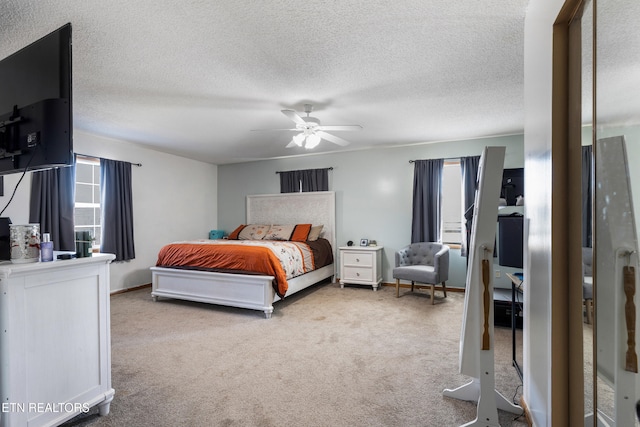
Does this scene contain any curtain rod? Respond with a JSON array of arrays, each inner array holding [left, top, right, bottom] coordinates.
[[76, 153, 142, 167], [408, 157, 461, 163], [275, 167, 333, 174]]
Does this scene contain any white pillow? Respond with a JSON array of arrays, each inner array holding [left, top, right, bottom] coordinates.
[[238, 224, 271, 240], [307, 225, 324, 241], [264, 224, 295, 241]]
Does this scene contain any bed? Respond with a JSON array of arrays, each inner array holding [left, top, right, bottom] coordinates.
[[150, 191, 336, 318]]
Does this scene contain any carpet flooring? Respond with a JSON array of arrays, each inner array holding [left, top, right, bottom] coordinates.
[[63, 281, 527, 427]]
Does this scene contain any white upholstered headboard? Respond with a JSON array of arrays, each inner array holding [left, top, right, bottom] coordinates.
[[246, 191, 336, 253]]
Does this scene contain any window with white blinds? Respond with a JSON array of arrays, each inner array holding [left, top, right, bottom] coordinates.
[[441, 161, 462, 245], [74, 156, 101, 247]]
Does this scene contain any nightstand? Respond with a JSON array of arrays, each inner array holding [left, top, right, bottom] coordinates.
[[339, 246, 384, 290]]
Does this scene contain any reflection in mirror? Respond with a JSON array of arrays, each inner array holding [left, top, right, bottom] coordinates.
[[595, 136, 638, 425], [594, 0, 640, 425], [580, 1, 594, 423]]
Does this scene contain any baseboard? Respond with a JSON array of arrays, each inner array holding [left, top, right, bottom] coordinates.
[[380, 282, 465, 292], [110, 283, 151, 295], [116, 281, 464, 295]]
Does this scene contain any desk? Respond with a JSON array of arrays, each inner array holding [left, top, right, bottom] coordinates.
[[505, 272, 524, 381]]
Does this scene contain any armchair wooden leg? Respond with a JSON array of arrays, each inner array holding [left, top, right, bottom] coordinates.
[[396, 278, 400, 298], [411, 281, 415, 292], [585, 299, 593, 324], [430, 284, 435, 304], [442, 281, 447, 298]]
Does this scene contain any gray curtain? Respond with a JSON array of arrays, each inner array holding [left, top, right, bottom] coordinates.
[[411, 159, 444, 243], [280, 171, 300, 193], [29, 165, 76, 251], [460, 156, 480, 257], [582, 145, 593, 248], [280, 168, 329, 193], [100, 159, 135, 261]]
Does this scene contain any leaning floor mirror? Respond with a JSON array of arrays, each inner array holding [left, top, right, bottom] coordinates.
[[593, 0, 640, 425]]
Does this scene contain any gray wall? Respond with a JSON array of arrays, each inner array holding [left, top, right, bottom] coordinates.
[[218, 134, 525, 288]]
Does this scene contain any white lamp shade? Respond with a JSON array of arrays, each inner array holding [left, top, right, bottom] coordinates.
[[305, 133, 321, 149], [292, 133, 306, 147]]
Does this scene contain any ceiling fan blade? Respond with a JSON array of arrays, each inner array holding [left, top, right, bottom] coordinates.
[[317, 131, 351, 146], [251, 128, 298, 132], [318, 125, 362, 131], [281, 109, 307, 125], [285, 138, 299, 148]]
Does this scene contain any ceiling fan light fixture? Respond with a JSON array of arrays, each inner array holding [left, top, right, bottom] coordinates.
[[263, 105, 360, 149], [305, 133, 321, 149], [292, 133, 306, 147]]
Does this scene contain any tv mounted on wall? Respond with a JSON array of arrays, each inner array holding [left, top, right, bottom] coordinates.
[[501, 168, 524, 206], [0, 23, 73, 176]]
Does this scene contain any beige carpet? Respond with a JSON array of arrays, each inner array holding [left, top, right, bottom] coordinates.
[[63, 281, 527, 427]]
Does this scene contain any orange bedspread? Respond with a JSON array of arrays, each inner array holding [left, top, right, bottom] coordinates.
[[155, 241, 310, 297]]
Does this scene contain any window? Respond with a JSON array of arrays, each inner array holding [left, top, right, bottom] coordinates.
[[74, 156, 101, 248], [441, 160, 462, 245]]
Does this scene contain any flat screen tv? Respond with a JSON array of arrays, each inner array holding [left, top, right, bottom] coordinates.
[[0, 23, 72, 175], [501, 167, 524, 206]]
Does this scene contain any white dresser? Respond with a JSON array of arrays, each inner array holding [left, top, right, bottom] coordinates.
[[339, 246, 384, 290], [0, 253, 115, 427]]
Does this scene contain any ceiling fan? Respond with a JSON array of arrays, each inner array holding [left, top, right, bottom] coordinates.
[[253, 104, 362, 149]]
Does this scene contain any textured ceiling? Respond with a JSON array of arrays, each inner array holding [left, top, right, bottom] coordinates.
[[2, 1, 530, 164]]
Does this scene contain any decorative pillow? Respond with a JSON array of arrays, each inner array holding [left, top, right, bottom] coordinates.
[[264, 224, 295, 241], [209, 230, 225, 240], [228, 225, 246, 240], [290, 224, 312, 242], [238, 224, 271, 240], [307, 225, 324, 241]]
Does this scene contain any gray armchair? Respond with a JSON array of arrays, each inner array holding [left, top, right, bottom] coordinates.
[[583, 247, 593, 324], [393, 242, 449, 304]]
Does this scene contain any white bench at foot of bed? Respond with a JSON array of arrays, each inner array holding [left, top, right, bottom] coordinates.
[[150, 263, 335, 318]]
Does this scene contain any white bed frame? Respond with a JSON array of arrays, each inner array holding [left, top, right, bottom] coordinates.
[[150, 191, 336, 318]]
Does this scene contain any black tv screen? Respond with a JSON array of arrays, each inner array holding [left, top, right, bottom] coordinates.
[[501, 168, 524, 206], [0, 23, 72, 175]]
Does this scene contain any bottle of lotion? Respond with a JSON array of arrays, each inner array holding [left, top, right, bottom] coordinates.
[[40, 233, 53, 262]]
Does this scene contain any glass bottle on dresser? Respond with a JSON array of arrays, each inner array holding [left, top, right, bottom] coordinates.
[[40, 233, 53, 262]]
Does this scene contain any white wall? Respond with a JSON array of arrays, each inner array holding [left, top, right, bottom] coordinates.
[[218, 134, 524, 289], [524, 0, 565, 424], [74, 131, 218, 291], [0, 130, 218, 292]]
